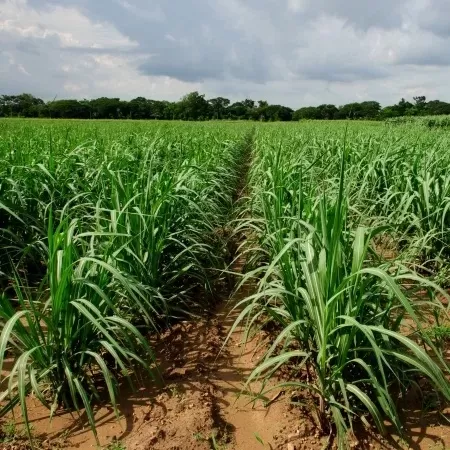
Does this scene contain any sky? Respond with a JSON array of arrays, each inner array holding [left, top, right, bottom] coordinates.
[[1, 0, 450, 108]]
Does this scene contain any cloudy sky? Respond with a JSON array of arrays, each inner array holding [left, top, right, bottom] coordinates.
[[1, 0, 450, 107]]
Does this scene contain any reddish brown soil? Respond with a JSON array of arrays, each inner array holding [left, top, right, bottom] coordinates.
[[5, 286, 449, 450], [125, 301, 323, 450], [2, 261, 450, 449], [3, 276, 450, 450], [3, 282, 450, 450], [0, 274, 321, 450]]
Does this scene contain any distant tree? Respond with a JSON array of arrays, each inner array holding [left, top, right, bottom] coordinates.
[[79, 100, 93, 119], [90, 97, 123, 119], [129, 97, 152, 119], [425, 100, 450, 116], [0, 94, 44, 117], [380, 106, 398, 119], [161, 101, 178, 120], [242, 99, 255, 109], [264, 105, 293, 121], [178, 92, 210, 120], [360, 101, 381, 119], [413, 96, 427, 106], [251, 106, 266, 121], [227, 102, 247, 120], [2, 91, 450, 122], [396, 98, 414, 116], [277, 105, 294, 121], [337, 103, 359, 119], [257, 100, 269, 108], [158, 100, 177, 120], [249, 100, 274, 121], [118, 100, 130, 119], [47, 99, 90, 119], [317, 104, 338, 120], [337, 101, 381, 120], [293, 106, 320, 120], [413, 95, 427, 115], [208, 97, 230, 120]]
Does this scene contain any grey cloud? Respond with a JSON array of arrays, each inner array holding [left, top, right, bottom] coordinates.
[[397, 50, 450, 67], [0, 30, 70, 96], [288, 0, 409, 30], [139, 35, 273, 83], [29, 0, 411, 85], [4, 0, 450, 105], [418, 0, 450, 37], [28, 0, 261, 82], [301, 64, 390, 83], [140, 58, 224, 83], [324, 0, 406, 29], [392, 31, 450, 67], [25, 0, 368, 84], [15, 40, 42, 55]]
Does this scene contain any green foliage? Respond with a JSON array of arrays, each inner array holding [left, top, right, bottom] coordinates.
[[0, 94, 44, 118], [422, 325, 450, 343], [208, 97, 231, 120], [2, 118, 450, 449], [0, 420, 37, 448], [178, 91, 210, 120], [232, 122, 450, 448], [105, 438, 127, 450], [0, 119, 251, 443], [4, 91, 450, 122], [0, 214, 158, 445], [1, 420, 21, 442]]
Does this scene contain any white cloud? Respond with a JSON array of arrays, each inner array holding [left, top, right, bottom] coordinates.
[[114, 0, 165, 22], [0, 0, 198, 100], [2, 0, 450, 106], [0, 0, 138, 49], [287, 0, 306, 13]]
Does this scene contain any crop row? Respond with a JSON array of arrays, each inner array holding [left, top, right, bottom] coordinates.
[[0, 119, 252, 443], [1, 119, 450, 448], [234, 122, 450, 448]]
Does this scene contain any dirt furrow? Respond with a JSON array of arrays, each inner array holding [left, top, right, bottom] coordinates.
[[1, 129, 318, 450], [123, 129, 320, 450], [123, 262, 316, 450]]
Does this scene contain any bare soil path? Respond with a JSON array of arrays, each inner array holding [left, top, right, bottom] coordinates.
[[122, 128, 322, 450], [4, 280, 450, 450], [0, 275, 316, 450], [123, 264, 319, 450]]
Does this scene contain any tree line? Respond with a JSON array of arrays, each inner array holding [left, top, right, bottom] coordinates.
[[2, 92, 450, 121]]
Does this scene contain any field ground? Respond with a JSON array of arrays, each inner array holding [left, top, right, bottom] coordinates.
[[1, 118, 450, 449], [3, 279, 450, 450]]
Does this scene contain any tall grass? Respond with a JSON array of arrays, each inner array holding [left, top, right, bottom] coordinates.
[[2, 118, 450, 447], [233, 125, 450, 448], [0, 213, 157, 444], [0, 119, 252, 441]]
